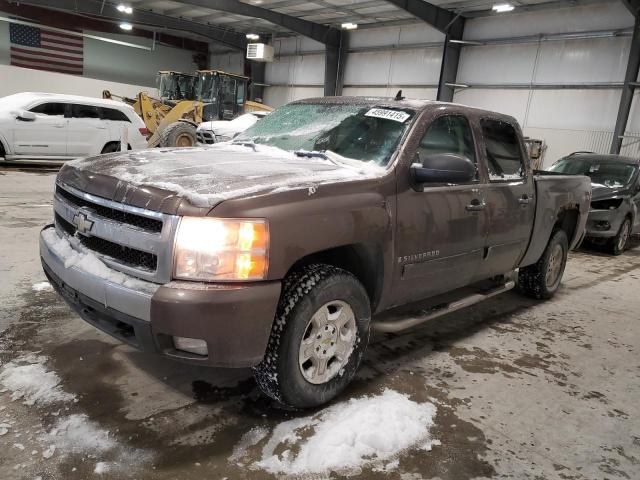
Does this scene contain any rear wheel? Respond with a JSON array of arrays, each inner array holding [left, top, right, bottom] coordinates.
[[101, 142, 121, 154], [252, 264, 371, 409], [518, 229, 569, 299], [159, 122, 197, 148], [608, 217, 631, 256]]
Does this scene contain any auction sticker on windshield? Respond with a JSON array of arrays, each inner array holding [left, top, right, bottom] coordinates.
[[365, 108, 411, 123]]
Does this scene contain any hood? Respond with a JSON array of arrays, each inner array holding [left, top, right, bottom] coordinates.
[[59, 144, 386, 215], [590, 183, 629, 202], [198, 114, 259, 137]]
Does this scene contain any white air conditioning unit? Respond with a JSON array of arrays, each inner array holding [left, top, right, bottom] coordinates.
[[246, 43, 274, 62]]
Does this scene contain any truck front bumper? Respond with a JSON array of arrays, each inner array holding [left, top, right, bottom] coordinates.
[[40, 225, 281, 367], [585, 209, 625, 239]]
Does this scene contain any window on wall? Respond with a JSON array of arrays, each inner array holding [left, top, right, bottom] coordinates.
[[417, 115, 477, 180], [29, 103, 66, 116], [481, 119, 525, 181]]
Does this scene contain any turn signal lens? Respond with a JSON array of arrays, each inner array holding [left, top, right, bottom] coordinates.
[[174, 217, 269, 281]]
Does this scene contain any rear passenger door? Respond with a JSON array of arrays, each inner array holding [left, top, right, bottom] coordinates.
[[101, 107, 131, 149], [393, 114, 489, 305], [477, 118, 535, 278], [66, 104, 110, 157]]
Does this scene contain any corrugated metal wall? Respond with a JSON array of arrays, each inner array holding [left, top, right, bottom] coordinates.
[[256, 2, 638, 162]]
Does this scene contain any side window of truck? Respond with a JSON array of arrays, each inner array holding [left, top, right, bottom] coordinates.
[[418, 115, 477, 180], [481, 119, 525, 181]]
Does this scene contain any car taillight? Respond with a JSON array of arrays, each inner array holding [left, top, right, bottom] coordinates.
[[139, 127, 150, 138]]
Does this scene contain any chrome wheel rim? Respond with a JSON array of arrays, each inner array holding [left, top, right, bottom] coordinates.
[[298, 300, 357, 385], [618, 220, 631, 251], [545, 243, 564, 288]]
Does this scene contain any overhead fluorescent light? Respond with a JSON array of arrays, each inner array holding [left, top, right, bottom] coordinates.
[[116, 4, 133, 14], [0, 15, 149, 50], [246, 33, 260, 40], [119, 22, 133, 31], [492, 3, 515, 13], [341, 22, 358, 30]]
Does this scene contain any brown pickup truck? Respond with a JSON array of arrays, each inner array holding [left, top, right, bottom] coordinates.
[[40, 96, 591, 408]]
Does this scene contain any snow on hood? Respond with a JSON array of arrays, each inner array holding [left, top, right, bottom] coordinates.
[[67, 143, 386, 208], [198, 113, 260, 137]]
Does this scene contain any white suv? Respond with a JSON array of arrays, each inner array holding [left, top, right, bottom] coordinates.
[[0, 92, 149, 162]]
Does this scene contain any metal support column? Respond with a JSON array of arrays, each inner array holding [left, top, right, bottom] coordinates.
[[611, 16, 640, 154], [324, 31, 348, 96], [437, 20, 465, 102], [249, 61, 266, 103]]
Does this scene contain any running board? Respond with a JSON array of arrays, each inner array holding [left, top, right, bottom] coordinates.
[[372, 280, 516, 333]]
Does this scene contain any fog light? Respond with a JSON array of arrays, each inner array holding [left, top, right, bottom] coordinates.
[[173, 337, 208, 356]]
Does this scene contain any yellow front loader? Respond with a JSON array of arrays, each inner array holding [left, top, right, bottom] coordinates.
[[103, 70, 272, 148]]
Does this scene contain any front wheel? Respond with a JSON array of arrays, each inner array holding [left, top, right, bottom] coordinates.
[[608, 217, 631, 256], [252, 264, 371, 409], [518, 229, 569, 299]]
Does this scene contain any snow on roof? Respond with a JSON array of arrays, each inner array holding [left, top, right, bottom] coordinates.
[[0, 91, 135, 110]]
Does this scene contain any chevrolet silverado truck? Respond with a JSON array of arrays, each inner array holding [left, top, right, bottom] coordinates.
[[40, 97, 591, 408]]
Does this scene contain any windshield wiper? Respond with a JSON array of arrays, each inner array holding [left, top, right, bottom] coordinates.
[[231, 141, 257, 151], [294, 150, 329, 160]]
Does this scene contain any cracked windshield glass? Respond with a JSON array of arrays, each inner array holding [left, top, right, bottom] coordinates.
[[234, 103, 416, 166]]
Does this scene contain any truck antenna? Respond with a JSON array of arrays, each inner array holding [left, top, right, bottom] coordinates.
[[394, 90, 405, 101]]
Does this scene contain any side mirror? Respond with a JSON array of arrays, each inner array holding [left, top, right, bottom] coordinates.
[[411, 153, 476, 185], [13, 110, 36, 122]]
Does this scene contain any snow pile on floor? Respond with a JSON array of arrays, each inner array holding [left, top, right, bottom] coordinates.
[[44, 414, 116, 454], [0, 355, 75, 406], [253, 389, 438, 475], [41, 228, 157, 294], [32, 281, 52, 292]]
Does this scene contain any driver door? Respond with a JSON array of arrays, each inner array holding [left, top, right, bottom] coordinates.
[[12, 102, 67, 156], [392, 114, 489, 305]]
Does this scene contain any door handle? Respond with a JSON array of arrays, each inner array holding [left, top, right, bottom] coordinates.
[[95, 126, 107, 130], [519, 194, 533, 205], [52, 124, 65, 128], [466, 199, 486, 211]]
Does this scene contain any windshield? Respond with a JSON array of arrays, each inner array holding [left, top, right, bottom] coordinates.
[[549, 158, 638, 188], [196, 73, 218, 103], [158, 74, 194, 101], [234, 103, 416, 166]]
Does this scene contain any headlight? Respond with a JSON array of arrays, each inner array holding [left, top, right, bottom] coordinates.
[[590, 198, 623, 210], [174, 217, 269, 281]]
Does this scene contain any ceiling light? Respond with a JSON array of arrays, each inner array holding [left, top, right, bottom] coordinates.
[[246, 33, 260, 40], [492, 3, 514, 12], [119, 22, 133, 31], [341, 22, 358, 30], [116, 4, 133, 14]]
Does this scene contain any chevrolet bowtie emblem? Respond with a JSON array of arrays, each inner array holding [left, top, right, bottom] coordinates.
[[73, 212, 94, 236]]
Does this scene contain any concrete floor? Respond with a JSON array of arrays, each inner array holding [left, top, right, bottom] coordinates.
[[1, 167, 639, 480]]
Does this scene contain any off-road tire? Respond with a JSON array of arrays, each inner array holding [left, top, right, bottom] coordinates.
[[159, 122, 197, 148], [252, 264, 371, 409], [518, 229, 568, 300], [608, 217, 631, 256]]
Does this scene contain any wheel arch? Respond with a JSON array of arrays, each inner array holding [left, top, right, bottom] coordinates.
[[284, 243, 384, 312], [553, 207, 581, 245]]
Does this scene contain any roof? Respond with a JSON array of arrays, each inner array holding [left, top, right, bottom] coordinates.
[[565, 152, 640, 165], [0, 92, 135, 110], [291, 96, 519, 123]]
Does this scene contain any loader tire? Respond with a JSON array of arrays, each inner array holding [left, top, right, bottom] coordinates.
[[159, 122, 197, 148]]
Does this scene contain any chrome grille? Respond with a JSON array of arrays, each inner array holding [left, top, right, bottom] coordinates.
[[55, 214, 158, 271], [55, 186, 163, 233], [53, 182, 179, 283], [196, 130, 216, 144]]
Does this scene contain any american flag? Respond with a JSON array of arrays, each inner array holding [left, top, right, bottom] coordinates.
[[10, 23, 83, 76]]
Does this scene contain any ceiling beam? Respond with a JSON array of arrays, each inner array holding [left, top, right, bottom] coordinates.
[[620, 0, 640, 16], [382, 0, 462, 34], [160, 0, 341, 46], [8, 0, 248, 50]]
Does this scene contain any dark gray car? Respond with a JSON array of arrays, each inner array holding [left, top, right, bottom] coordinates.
[[549, 152, 640, 255]]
